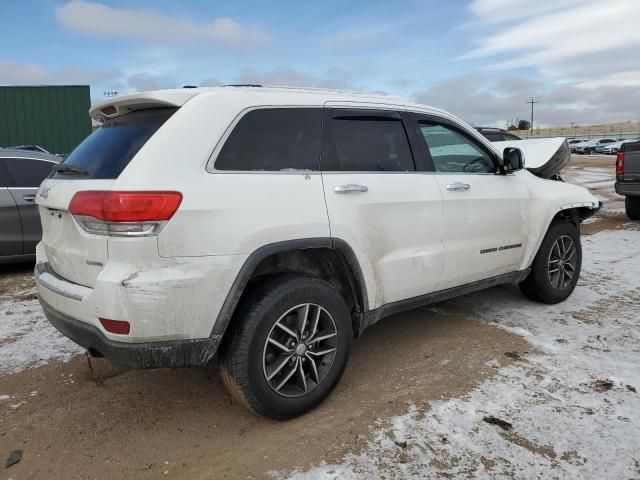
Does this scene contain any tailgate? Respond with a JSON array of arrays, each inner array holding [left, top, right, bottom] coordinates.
[[623, 142, 640, 181], [35, 106, 180, 287], [37, 179, 114, 288]]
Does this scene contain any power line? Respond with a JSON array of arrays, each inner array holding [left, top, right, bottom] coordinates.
[[526, 98, 540, 136]]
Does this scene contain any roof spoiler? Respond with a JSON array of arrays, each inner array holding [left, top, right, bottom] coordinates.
[[89, 90, 201, 122]]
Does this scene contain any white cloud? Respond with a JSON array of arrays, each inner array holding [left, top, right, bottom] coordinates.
[[577, 71, 640, 90], [125, 73, 177, 92], [233, 66, 369, 90], [0, 59, 118, 85], [447, 0, 640, 126], [464, 0, 640, 81], [468, 0, 584, 25], [414, 72, 640, 127], [55, 1, 270, 48]]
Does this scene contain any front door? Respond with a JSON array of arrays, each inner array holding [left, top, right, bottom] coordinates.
[[320, 107, 445, 309], [412, 116, 530, 290]]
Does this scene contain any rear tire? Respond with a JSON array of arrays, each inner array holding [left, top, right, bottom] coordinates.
[[625, 196, 640, 220], [520, 221, 582, 304], [219, 275, 352, 420]]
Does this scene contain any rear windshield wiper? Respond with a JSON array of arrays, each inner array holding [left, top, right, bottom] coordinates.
[[52, 164, 90, 176]]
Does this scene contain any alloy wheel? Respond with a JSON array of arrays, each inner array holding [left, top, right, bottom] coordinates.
[[547, 235, 577, 290], [262, 303, 338, 398]]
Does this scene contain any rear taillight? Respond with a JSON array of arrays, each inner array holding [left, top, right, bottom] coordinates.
[[616, 151, 625, 175], [69, 191, 182, 236]]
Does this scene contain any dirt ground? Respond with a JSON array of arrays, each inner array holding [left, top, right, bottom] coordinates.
[[0, 155, 631, 480]]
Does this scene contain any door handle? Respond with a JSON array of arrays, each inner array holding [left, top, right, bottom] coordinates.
[[445, 182, 470, 191], [23, 194, 37, 202], [334, 184, 368, 194]]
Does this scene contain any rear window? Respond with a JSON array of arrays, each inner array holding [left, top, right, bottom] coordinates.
[[52, 108, 177, 179]]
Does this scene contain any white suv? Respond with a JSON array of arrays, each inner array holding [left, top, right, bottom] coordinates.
[[35, 86, 599, 419]]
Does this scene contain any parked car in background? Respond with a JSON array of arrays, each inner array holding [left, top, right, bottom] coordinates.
[[475, 127, 521, 142], [5, 145, 51, 154], [568, 139, 586, 153], [34, 86, 599, 419], [575, 138, 617, 154], [602, 139, 640, 155], [595, 139, 623, 153], [1, 149, 60, 264], [615, 140, 640, 220]]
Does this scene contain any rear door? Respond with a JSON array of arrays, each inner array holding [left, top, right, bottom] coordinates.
[[410, 114, 529, 290], [0, 159, 22, 256], [4, 157, 57, 254], [320, 107, 445, 307]]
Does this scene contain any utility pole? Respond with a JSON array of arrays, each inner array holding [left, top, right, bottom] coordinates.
[[526, 97, 540, 136]]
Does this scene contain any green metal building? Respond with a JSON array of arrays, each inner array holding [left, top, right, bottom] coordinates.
[[0, 85, 92, 154]]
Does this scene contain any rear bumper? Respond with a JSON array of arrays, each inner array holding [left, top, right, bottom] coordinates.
[[40, 299, 219, 368], [615, 182, 640, 196]]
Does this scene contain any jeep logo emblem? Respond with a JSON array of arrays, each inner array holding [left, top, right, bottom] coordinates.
[[39, 186, 50, 199]]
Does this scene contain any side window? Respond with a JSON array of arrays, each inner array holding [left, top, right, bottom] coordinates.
[[326, 114, 415, 171], [3, 158, 55, 187], [483, 132, 504, 142], [419, 122, 495, 173], [0, 160, 15, 188], [215, 108, 322, 171]]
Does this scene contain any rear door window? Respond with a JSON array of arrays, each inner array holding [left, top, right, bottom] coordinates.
[[3, 158, 56, 187], [215, 108, 322, 171], [52, 108, 177, 179], [324, 111, 415, 171]]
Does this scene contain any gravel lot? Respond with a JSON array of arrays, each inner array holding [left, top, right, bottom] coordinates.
[[1, 155, 638, 479]]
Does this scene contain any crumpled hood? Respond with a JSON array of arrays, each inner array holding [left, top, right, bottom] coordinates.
[[493, 137, 571, 179]]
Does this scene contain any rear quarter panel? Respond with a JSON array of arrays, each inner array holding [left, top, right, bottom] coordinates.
[[111, 91, 331, 257]]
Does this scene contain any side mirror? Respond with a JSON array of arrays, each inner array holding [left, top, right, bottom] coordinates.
[[503, 147, 525, 173]]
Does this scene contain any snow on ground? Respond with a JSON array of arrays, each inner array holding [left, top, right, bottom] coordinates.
[[0, 289, 83, 374], [279, 229, 640, 479]]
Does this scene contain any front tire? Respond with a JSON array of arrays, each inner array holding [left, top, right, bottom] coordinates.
[[625, 196, 640, 220], [520, 221, 582, 304], [219, 275, 352, 420]]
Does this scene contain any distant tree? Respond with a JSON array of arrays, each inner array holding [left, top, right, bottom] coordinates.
[[506, 124, 518, 131], [518, 119, 531, 131]]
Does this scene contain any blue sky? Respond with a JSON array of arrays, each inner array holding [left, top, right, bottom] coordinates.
[[1, 0, 640, 127]]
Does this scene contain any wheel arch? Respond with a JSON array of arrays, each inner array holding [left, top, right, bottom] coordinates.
[[521, 203, 596, 271], [552, 205, 597, 227], [211, 238, 369, 345]]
